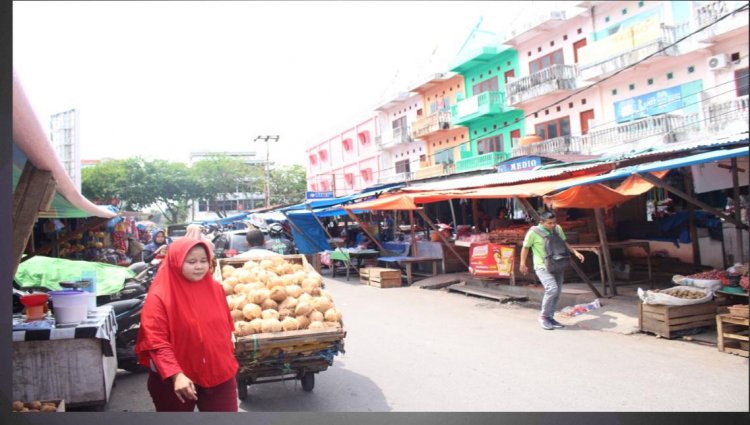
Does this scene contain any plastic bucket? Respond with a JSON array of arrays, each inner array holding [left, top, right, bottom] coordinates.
[[20, 293, 49, 321], [49, 291, 89, 325]]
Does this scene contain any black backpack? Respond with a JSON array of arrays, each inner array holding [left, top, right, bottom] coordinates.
[[531, 226, 570, 273]]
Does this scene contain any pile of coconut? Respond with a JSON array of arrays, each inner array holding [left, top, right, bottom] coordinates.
[[221, 257, 343, 336]]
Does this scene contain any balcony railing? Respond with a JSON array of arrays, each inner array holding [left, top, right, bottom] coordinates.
[[378, 170, 413, 184], [391, 126, 413, 145], [579, 114, 692, 155], [414, 163, 449, 179], [506, 64, 579, 106], [579, 24, 679, 81], [696, 1, 748, 31], [455, 151, 509, 173], [511, 135, 583, 157], [704, 95, 750, 135], [451, 91, 510, 125], [412, 111, 452, 139]]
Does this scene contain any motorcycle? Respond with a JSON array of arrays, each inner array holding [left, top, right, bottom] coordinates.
[[96, 260, 158, 306], [106, 294, 146, 373]]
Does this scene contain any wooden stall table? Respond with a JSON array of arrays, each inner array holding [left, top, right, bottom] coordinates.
[[12, 305, 118, 409], [378, 256, 442, 285], [570, 241, 653, 295], [330, 248, 380, 280]]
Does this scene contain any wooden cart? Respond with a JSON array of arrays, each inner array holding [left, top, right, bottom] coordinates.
[[233, 327, 346, 400]]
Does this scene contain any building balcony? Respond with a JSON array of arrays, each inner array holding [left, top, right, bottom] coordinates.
[[378, 126, 413, 148], [579, 113, 698, 156], [578, 24, 680, 82], [511, 135, 583, 157], [454, 151, 509, 173], [414, 163, 451, 180], [451, 91, 512, 126], [378, 170, 414, 185], [411, 112, 452, 139], [694, 1, 749, 43], [505, 64, 579, 107], [704, 95, 749, 136]]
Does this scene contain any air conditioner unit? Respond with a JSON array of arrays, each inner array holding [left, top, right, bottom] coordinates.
[[707, 54, 729, 71]]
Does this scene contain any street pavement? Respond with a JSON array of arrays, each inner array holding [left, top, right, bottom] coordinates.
[[103, 275, 749, 412]]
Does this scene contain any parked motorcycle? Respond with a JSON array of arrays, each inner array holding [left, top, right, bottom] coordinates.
[[106, 294, 146, 373]]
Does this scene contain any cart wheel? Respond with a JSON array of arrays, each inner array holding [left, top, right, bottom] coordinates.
[[237, 377, 248, 400], [301, 373, 315, 392]]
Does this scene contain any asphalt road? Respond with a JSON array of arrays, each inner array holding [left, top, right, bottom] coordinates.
[[104, 276, 749, 412]]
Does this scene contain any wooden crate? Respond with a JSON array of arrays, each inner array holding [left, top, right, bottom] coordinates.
[[369, 277, 402, 288], [716, 314, 749, 358], [639, 302, 717, 339], [362, 267, 401, 280]]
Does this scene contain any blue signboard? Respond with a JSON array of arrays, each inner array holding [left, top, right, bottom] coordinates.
[[306, 191, 335, 200], [614, 84, 683, 123], [497, 156, 542, 173]]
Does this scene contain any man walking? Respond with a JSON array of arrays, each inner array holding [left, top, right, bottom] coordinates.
[[519, 211, 585, 330]]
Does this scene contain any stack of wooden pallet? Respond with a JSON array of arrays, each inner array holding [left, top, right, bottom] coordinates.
[[359, 267, 402, 288], [716, 305, 749, 357], [638, 302, 717, 339]]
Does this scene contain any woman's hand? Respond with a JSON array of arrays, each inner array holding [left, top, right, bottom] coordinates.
[[172, 372, 197, 403]]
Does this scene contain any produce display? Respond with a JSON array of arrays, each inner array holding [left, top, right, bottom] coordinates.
[[12, 400, 60, 412], [220, 256, 343, 336], [686, 270, 727, 281], [652, 287, 709, 300]]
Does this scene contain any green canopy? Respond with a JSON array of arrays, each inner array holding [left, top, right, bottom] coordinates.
[[15, 256, 136, 296]]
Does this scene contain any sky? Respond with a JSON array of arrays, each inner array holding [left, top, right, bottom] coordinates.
[[13, 1, 563, 167]]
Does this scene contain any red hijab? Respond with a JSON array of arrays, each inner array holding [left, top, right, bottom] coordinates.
[[135, 238, 237, 387]]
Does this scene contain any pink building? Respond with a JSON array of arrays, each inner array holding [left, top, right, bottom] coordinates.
[[305, 115, 381, 197], [506, 0, 748, 158], [374, 91, 426, 185]]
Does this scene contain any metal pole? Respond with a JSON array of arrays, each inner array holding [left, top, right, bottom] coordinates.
[[254, 135, 280, 208], [448, 199, 458, 228], [731, 158, 745, 263]]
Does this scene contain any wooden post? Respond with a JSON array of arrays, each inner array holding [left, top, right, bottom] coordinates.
[[594, 208, 617, 296], [684, 170, 701, 269], [637, 172, 747, 229], [417, 208, 470, 269], [409, 209, 418, 257], [471, 199, 479, 228], [12, 162, 56, 277], [448, 199, 458, 228], [345, 210, 387, 253], [731, 158, 745, 263]]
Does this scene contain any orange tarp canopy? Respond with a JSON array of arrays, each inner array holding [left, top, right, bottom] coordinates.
[[544, 171, 670, 209], [345, 193, 421, 211]]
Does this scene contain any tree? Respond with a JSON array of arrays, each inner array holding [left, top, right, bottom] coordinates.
[[191, 155, 264, 215], [142, 160, 203, 224], [270, 164, 306, 207]]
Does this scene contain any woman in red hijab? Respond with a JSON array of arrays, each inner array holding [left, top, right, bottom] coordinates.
[[135, 238, 239, 412]]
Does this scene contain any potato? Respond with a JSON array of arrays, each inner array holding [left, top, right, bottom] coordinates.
[[41, 404, 58, 412], [12, 401, 24, 411], [28, 401, 42, 410]]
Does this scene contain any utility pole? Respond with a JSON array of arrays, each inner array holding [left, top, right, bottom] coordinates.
[[253, 135, 279, 208]]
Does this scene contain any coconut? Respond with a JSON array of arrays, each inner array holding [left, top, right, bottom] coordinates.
[[245, 282, 264, 292], [298, 293, 312, 303], [324, 308, 342, 323], [293, 271, 307, 284], [233, 321, 245, 335], [281, 317, 300, 331], [249, 318, 263, 334], [230, 309, 245, 322], [242, 260, 258, 270], [222, 265, 236, 278], [251, 289, 270, 305], [234, 269, 253, 283], [309, 310, 324, 322], [301, 282, 315, 295], [242, 303, 262, 320], [235, 294, 249, 310], [286, 285, 303, 298], [294, 302, 313, 317], [312, 297, 333, 313], [260, 318, 282, 333], [260, 259, 275, 270], [279, 296, 298, 311], [307, 272, 323, 285], [308, 321, 325, 330], [280, 275, 296, 286], [224, 276, 240, 288], [270, 286, 287, 303], [297, 315, 311, 329], [268, 276, 284, 289], [261, 309, 280, 320], [239, 321, 255, 336], [233, 283, 246, 295], [261, 298, 279, 311], [320, 290, 334, 301], [278, 308, 293, 320], [302, 277, 320, 289], [222, 283, 234, 296]]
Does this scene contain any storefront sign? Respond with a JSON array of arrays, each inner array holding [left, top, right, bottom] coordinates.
[[497, 156, 541, 173], [306, 191, 335, 200], [614, 84, 683, 123], [469, 243, 516, 278]]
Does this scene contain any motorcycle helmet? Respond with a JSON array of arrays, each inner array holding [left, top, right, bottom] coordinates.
[[268, 222, 284, 238]]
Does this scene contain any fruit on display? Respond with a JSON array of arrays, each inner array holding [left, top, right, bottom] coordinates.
[[224, 257, 342, 336], [652, 287, 708, 299]]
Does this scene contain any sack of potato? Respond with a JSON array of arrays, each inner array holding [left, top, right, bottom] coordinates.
[[221, 256, 343, 336], [12, 400, 61, 412], [637, 285, 713, 306]]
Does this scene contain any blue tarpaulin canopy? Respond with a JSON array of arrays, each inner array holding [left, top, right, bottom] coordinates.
[[282, 183, 404, 212], [285, 212, 331, 254], [555, 146, 749, 191]]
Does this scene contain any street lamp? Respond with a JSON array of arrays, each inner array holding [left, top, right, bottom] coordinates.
[[253, 135, 279, 208]]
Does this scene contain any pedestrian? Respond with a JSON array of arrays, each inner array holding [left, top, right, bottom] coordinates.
[[519, 211, 585, 330], [234, 228, 280, 258], [134, 238, 239, 412], [184, 224, 217, 274], [143, 228, 172, 263]]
